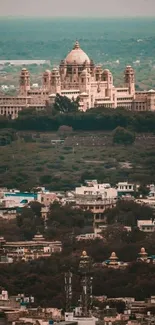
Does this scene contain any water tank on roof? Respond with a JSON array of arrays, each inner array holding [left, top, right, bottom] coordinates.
[[49, 320, 54, 325]]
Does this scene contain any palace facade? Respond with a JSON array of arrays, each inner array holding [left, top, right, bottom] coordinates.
[[1, 40, 155, 119]]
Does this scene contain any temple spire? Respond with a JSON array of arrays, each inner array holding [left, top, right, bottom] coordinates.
[[73, 40, 80, 50]]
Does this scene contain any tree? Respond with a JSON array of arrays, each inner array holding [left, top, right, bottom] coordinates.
[[0, 128, 16, 146], [58, 125, 73, 137], [28, 201, 44, 217], [16, 206, 44, 240], [138, 184, 149, 198], [46, 202, 93, 241], [103, 224, 126, 243], [113, 127, 135, 145], [54, 94, 79, 113], [105, 200, 154, 227]]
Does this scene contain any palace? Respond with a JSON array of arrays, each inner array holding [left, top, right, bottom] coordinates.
[[1, 40, 155, 119]]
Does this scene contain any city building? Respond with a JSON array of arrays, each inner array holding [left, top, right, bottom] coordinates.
[[1, 41, 155, 118], [37, 192, 59, 206], [0, 206, 17, 220], [75, 182, 116, 197], [0, 188, 60, 210], [76, 233, 103, 241], [0, 233, 62, 262], [1, 190, 37, 207], [117, 182, 135, 197], [137, 220, 155, 233], [73, 181, 117, 233]]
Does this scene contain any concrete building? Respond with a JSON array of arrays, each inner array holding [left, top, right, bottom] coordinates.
[[1, 190, 37, 207], [0, 233, 62, 262], [117, 182, 135, 197], [1, 41, 155, 118], [0, 188, 60, 210], [76, 233, 103, 241], [0, 207, 17, 220], [137, 220, 155, 233], [37, 192, 58, 206], [74, 181, 135, 233], [65, 312, 98, 325], [75, 181, 116, 197], [75, 196, 116, 234]]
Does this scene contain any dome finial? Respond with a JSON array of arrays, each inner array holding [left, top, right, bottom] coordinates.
[[73, 40, 80, 50]]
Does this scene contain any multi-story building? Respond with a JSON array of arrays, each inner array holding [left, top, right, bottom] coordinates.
[[74, 181, 136, 233], [1, 41, 155, 118]]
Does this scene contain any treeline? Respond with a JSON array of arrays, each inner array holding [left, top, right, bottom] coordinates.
[[0, 105, 155, 133]]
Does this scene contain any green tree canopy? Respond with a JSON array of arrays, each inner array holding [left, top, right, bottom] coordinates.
[[113, 127, 135, 145], [54, 94, 79, 113]]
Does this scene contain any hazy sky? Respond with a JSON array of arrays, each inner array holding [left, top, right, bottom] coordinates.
[[0, 0, 155, 17]]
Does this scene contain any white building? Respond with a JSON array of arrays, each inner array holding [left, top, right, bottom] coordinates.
[[117, 182, 135, 197], [75, 181, 117, 199], [76, 233, 103, 241], [137, 219, 155, 232], [65, 312, 98, 325]]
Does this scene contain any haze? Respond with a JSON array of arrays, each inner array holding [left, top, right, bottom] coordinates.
[[0, 0, 155, 17]]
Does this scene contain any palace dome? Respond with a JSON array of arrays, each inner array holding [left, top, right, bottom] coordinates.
[[65, 41, 90, 65]]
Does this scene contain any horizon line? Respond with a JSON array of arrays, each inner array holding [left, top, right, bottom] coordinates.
[[0, 15, 155, 19]]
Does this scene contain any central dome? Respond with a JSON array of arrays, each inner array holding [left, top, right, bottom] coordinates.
[[65, 41, 90, 65]]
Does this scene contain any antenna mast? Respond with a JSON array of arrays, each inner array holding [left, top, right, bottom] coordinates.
[[64, 271, 72, 312]]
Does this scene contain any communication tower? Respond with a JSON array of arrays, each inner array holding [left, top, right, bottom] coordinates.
[[64, 271, 72, 312], [78, 251, 93, 317]]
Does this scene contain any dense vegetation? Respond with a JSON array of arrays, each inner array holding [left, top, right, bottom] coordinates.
[[0, 201, 155, 306], [1, 103, 155, 133]]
